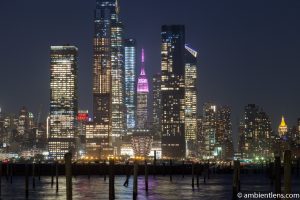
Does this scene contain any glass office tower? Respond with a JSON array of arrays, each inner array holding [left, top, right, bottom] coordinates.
[[49, 46, 78, 160], [124, 39, 136, 131], [93, 0, 125, 155]]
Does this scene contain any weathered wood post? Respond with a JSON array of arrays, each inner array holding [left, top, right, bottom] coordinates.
[[38, 161, 41, 181], [109, 159, 115, 200], [0, 161, 2, 196], [232, 160, 240, 200], [9, 163, 13, 184], [104, 161, 107, 181], [10, 162, 12, 184], [133, 160, 138, 199], [203, 163, 207, 184], [145, 160, 148, 192], [123, 161, 130, 187], [192, 162, 195, 189], [196, 163, 200, 188], [56, 161, 59, 193], [5, 163, 8, 182], [25, 163, 29, 199], [297, 158, 299, 177], [65, 152, 72, 200], [274, 156, 281, 194], [169, 159, 173, 182], [182, 161, 185, 178], [32, 161, 36, 189], [88, 162, 91, 180], [284, 150, 291, 195], [207, 160, 210, 179], [153, 150, 157, 177], [51, 162, 54, 187]]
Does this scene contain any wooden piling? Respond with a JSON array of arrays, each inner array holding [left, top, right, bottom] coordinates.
[[196, 163, 199, 188], [163, 162, 166, 176], [109, 159, 115, 200], [104, 162, 107, 181], [133, 160, 138, 199], [38, 161, 41, 181], [51, 162, 54, 187], [88, 162, 91, 180], [297, 159, 299, 177], [232, 160, 240, 200], [207, 160, 210, 179], [274, 156, 281, 194], [145, 160, 148, 192], [5, 163, 8, 182], [182, 161, 185, 178], [32, 162, 36, 189], [56, 161, 59, 193], [123, 161, 130, 187], [153, 150, 157, 177], [0, 161, 2, 196], [169, 159, 173, 182], [192, 162, 195, 189], [10, 162, 12, 184], [284, 150, 291, 195], [25, 163, 29, 199], [65, 152, 72, 200]]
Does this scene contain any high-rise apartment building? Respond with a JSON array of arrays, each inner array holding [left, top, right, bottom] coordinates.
[[49, 46, 78, 160], [202, 103, 217, 159], [216, 106, 233, 160], [136, 49, 149, 129], [124, 39, 136, 131], [161, 25, 186, 158], [93, 0, 125, 155], [239, 104, 273, 161], [184, 45, 198, 157], [152, 73, 162, 137]]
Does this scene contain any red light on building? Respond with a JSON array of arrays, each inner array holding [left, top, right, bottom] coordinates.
[[77, 113, 89, 122]]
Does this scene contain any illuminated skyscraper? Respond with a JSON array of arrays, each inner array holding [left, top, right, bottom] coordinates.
[[93, 0, 125, 155], [49, 46, 78, 160], [111, 18, 125, 140], [124, 39, 136, 130], [216, 106, 233, 160], [184, 45, 198, 141], [161, 25, 186, 158], [239, 104, 273, 161], [278, 116, 288, 137], [202, 103, 217, 159], [136, 49, 149, 129], [152, 73, 162, 137]]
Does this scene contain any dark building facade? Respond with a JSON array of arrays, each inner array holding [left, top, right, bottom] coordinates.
[[152, 73, 162, 138], [161, 25, 186, 158]]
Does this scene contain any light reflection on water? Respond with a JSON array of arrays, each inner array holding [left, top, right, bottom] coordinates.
[[0, 174, 299, 199]]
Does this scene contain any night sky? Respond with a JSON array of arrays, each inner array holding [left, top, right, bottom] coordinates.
[[0, 0, 300, 141]]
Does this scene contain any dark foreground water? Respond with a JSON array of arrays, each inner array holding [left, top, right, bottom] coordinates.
[[1, 174, 300, 199]]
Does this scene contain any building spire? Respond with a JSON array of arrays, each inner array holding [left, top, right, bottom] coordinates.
[[278, 115, 288, 137], [137, 48, 149, 93], [115, 0, 120, 14], [140, 48, 146, 76]]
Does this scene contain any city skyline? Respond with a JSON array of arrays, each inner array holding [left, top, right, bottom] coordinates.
[[0, 0, 300, 138]]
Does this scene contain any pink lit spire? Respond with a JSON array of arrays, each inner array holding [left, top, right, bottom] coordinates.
[[137, 48, 149, 93]]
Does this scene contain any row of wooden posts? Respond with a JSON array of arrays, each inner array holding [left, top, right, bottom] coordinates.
[[232, 149, 293, 200], [0, 159, 60, 199], [0, 150, 295, 200]]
